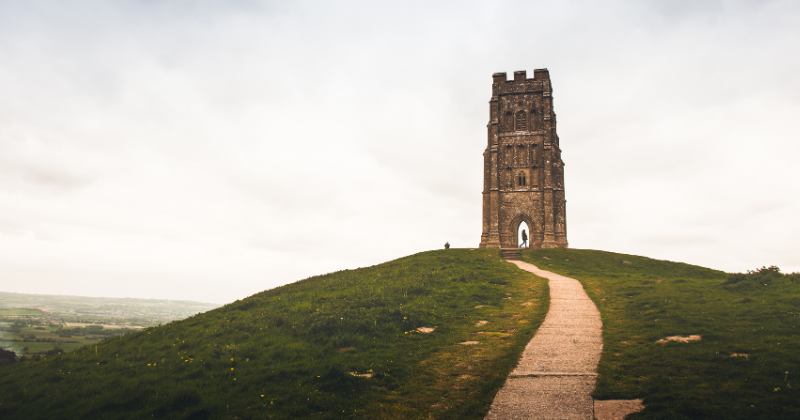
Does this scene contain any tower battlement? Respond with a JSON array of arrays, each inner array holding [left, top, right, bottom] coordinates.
[[491, 69, 552, 97], [491, 69, 550, 84], [480, 69, 567, 249]]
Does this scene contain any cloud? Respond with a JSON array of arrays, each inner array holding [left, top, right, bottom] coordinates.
[[0, 0, 799, 303]]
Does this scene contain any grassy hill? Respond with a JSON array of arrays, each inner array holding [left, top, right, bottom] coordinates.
[[520, 248, 800, 419], [0, 249, 549, 419], [1, 248, 798, 419]]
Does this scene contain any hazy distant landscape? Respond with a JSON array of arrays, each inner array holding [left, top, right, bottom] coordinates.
[[0, 292, 220, 356]]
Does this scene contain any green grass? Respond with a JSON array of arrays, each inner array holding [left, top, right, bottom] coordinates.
[[0, 249, 548, 419], [520, 248, 800, 419]]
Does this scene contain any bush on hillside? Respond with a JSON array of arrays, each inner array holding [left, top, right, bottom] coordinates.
[[0, 348, 16, 367], [722, 265, 800, 290]]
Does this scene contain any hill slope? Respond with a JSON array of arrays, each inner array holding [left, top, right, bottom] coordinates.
[[520, 248, 800, 420], [0, 249, 549, 419], [3, 248, 798, 419]]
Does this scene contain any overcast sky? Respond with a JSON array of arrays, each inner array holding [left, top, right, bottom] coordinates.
[[1, 0, 798, 304]]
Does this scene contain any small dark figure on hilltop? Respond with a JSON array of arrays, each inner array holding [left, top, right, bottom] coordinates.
[[444, 242, 450, 249], [521, 230, 528, 248]]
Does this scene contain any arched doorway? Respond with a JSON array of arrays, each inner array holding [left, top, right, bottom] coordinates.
[[517, 221, 530, 248]]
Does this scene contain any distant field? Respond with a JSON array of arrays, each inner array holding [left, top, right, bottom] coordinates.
[[0, 292, 220, 357], [1, 323, 144, 356], [0, 291, 220, 319], [0, 341, 83, 353], [64, 322, 143, 329], [0, 309, 44, 316]]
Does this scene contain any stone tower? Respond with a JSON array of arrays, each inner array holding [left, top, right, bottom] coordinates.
[[479, 69, 568, 249]]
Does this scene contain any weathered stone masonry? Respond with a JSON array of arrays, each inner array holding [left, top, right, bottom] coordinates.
[[479, 69, 568, 249]]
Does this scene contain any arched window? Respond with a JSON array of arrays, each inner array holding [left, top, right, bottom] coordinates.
[[515, 110, 527, 131]]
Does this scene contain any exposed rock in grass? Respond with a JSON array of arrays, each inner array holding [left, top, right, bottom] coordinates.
[[521, 302, 533, 306], [416, 327, 435, 333], [730, 353, 749, 359], [622, 260, 632, 264], [459, 341, 480, 345], [656, 335, 701, 343], [349, 372, 373, 378], [475, 320, 488, 327]]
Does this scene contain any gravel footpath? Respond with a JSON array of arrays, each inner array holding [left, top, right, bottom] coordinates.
[[485, 260, 603, 419]]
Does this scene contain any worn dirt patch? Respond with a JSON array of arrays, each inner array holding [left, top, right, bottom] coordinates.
[[520, 301, 534, 306], [594, 399, 644, 420], [475, 320, 489, 327], [338, 347, 355, 352], [417, 327, 435, 333], [656, 335, 701, 343], [459, 341, 480, 345], [730, 353, 749, 359]]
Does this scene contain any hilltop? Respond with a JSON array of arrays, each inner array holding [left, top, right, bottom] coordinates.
[[1, 248, 798, 419]]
